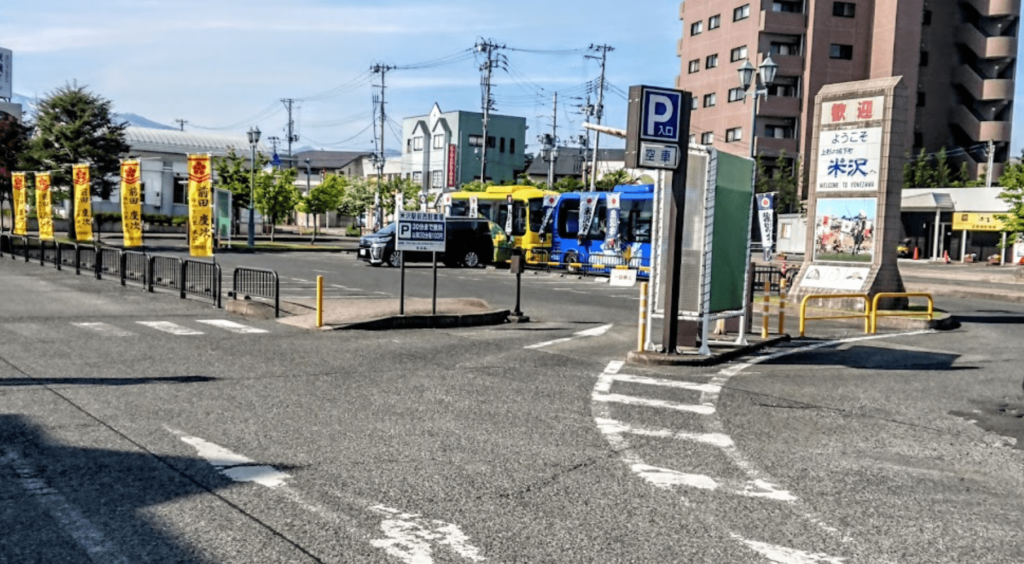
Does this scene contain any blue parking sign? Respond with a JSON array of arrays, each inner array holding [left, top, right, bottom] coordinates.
[[640, 88, 682, 143]]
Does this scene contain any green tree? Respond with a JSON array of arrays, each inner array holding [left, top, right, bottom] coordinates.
[[459, 179, 495, 193], [214, 147, 268, 235], [596, 168, 635, 191], [995, 157, 1024, 247], [553, 175, 584, 193], [933, 147, 952, 187], [381, 178, 421, 215], [298, 174, 345, 242], [21, 83, 130, 239], [0, 115, 31, 223], [254, 168, 300, 242], [337, 177, 376, 219]]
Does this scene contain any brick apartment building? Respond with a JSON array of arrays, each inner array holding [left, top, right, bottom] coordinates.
[[676, 0, 1018, 182]]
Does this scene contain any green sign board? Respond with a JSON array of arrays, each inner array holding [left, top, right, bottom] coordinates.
[[709, 152, 754, 313]]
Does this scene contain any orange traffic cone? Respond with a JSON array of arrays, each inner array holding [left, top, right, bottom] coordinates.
[[913, 247, 919, 260]]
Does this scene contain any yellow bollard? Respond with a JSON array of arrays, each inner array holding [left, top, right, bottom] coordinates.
[[316, 275, 324, 328], [778, 278, 787, 335], [761, 280, 770, 339], [637, 282, 648, 351]]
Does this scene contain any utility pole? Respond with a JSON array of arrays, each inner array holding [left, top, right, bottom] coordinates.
[[476, 39, 506, 183], [267, 136, 280, 157], [281, 98, 300, 159], [985, 139, 995, 188], [548, 93, 558, 187], [174, 119, 188, 131], [586, 44, 614, 191], [371, 64, 396, 229]]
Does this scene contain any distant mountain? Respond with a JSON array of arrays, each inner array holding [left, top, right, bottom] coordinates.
[[11, 93, 174, 130]]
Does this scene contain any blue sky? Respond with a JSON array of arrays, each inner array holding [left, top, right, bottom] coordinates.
[[2, 0, 683, 154], [4, 1, 1022, 157]]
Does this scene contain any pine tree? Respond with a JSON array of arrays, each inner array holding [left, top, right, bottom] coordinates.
[[933, 147, 952, 187], [21, 83, 130, 238]]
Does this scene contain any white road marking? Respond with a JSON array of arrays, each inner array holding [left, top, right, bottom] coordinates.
[[592, 393, 716, 415], [609, 373, 721, 394], [734, 535, 846, 564], [72, 322, 134, 337], [136, 321, 203, 336], [369, 505, 487, 563], [0, 449, 131, 564], [196, 319, 269, 334], [594, 418, 733, 447], [178, 435, 290, 488], [525, 324, 614, 349]]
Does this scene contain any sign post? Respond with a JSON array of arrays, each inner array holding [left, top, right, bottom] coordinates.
[[625, 85, 692, 354], [757, 192, 775, 262], [396, 211, 446, 316]]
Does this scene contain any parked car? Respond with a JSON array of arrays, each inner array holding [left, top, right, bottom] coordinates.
[[357, 218, 495, 268]]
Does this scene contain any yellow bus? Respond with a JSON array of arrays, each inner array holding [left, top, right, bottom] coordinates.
[[447, 185, 556, 263]]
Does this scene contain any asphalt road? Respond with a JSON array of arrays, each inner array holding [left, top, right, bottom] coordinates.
[[1, 253, 1021, 563]]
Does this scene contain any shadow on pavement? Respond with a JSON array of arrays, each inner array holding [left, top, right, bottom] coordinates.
[[764, 345, 969, 371], [0, 375, 218, 387], [0, 414, 235, 563], [953, 314, 1024, 325]]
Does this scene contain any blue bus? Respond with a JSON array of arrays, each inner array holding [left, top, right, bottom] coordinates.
[[546, 184, 654, 275]]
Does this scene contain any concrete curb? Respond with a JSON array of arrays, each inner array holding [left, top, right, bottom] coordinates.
[[626, 335, 792, 367], [324, 309, 511, 331], [905, 283, 1024, 304]]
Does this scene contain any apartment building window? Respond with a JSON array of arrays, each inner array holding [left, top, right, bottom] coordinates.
[[733, 4, 750, 21], [468, 134, 483, 147], [913, 132, 923, 147], [726, 127, 742, 142], [728, 87, 745, 102], [920, 51, 929, 67], [770, 40, 801, 56], [412, 136, 424, 151], [833, 2, 855, 17], [691, 97, 699, 110], [412, 171, 423, 185], [487, 136, 496, 148], [772, 1, 802, 12], [510, 138, 516, 154], [691, 21, 703, 35], [709, 14, 721, 29], [431, 170, 443, 188], [730, 45, 748, 62], [701, 132, 714, 144], [765, 124, 795, 138], [432, 134, 444, 149], [688, 59, 700, 73], [499, 137, 506, 153], [689, 134, 697, 144], [767, 76, 799, 97], [829, 44, 853, 60], [706, 54, 718, 69], [703, 93, 717, 107], [917, 92, 926, 107], [173, 177, 188, 205], [923, 10, 932, 25]]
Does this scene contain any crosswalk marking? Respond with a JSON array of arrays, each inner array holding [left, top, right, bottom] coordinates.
[[136, 321, 204, 335], [592, 393, 716, 415], [72, 322, 135, 337], [196, 320, 268, 334], [608, 373, 721, 394]]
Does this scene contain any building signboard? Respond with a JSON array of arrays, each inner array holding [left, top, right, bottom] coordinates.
[[0, 48, 11, 100], [813, 197, 877, 263], [799, 265, 870, 292], [446, 144, 457, 188], [816, 127, 882, 192], [952, 213, 1006, 232], [396, 211, 446, 253]]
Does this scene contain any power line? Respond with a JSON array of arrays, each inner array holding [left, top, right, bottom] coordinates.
[[301, 123, 375, 149]]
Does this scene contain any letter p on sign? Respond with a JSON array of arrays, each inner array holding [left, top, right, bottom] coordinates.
[[641, 89, 681, 143]]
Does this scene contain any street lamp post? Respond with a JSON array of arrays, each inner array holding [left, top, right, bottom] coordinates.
[[247, 126, 261, 248], [304, 158, 311, 231]]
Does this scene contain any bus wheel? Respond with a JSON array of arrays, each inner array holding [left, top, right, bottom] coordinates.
[[564, 251, 580, 274]]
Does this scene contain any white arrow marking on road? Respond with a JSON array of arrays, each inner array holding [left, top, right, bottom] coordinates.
[[72, 322, 135, 337], [137, 321, 203, 336], [733, 535, 846, 564], [179, 435, 290, 488], [196, 319, 269, 334], [369, 505, 487, 563], [0, 449, 131, 564], [525, 324, 613, 349]]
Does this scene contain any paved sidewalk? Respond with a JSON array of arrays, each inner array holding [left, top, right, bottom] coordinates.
[[899, 260, 1024, 303]]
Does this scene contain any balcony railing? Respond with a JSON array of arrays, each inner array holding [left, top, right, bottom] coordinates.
[[950, 104, 1011, 143], [962, 0, 1020, 17], [759, 9, 806, 34], [952, 64, 1015, 101], [956, 24, 1018, 59]]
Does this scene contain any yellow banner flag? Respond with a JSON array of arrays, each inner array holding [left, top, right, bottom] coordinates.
[[120, 160, 144, 247], [187, 154, 213, 257], [35, 173, 54, 241], [72, 164, 93, 242], [12, 172, 27, 236]]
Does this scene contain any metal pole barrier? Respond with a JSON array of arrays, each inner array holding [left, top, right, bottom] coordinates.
[[637, 281, 648, 352], [399, 252, 406, 316], [761, 280, 770, 339], [514, 270, 523, 317], [432, 251, 437, 315], [316, 275, 324, 328], [778, 278, 787, 335]]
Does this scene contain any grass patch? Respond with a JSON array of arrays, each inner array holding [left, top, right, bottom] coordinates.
[[814, 253, 872, 263]]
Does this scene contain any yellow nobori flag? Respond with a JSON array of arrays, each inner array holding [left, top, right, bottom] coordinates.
[[12, 172, 27, 236], [120, 160, 144, 247], [35, 173, 54, 241], [187, 154, 213, 257], [72, 164, 93, 242]]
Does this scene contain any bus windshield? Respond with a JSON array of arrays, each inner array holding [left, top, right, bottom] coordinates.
[[619, 199, 653, 243]]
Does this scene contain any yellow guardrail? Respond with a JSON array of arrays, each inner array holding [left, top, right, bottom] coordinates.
[[799, 293, 871, 337], [870, 292, 933, 334]]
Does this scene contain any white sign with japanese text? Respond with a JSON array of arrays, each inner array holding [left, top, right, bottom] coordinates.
[[397, 211, 446, 253], [799, 265, 870, 292], [639, 142, 680, 169], [816, 127, 882, 192], [824, 96, 884, 125]]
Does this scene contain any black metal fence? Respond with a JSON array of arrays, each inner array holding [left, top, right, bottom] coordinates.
[[752, 264, 801, 293], [232, 267, 280, 318], [149, 255, 181, 293], [182, 260, 222, 308], [123, 251, 148, 288]]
